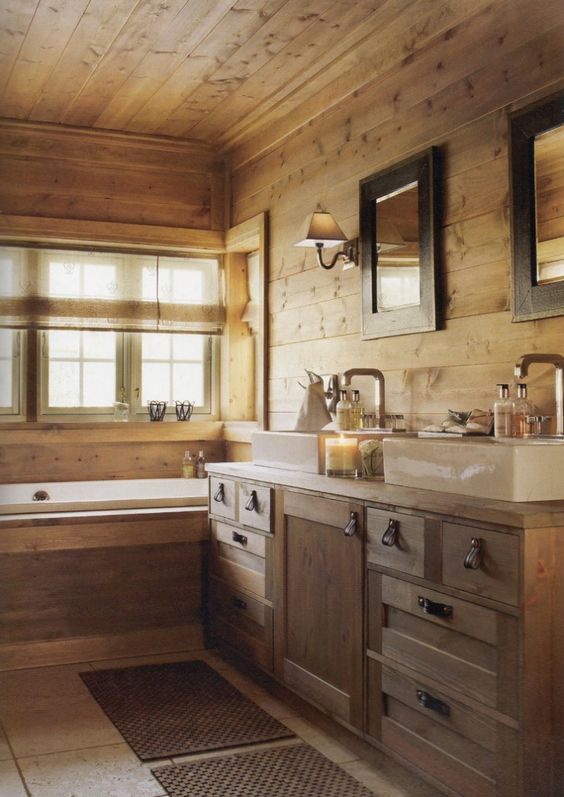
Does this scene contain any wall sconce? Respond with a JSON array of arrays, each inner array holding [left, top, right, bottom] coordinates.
[[294, 210, 358, 270]]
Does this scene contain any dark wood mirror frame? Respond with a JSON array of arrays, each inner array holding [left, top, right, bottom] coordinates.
[[510, 93, 564, 322], [359, 146, 441, 339]]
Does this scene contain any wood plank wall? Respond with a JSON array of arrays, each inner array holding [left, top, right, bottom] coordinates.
[[229, 0, 564, 431], [0, 120, 226, 247]]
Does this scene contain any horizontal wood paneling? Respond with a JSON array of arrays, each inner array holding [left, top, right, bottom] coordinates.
[[230, 0, 564, 430], [0, 120, 225, 239], [0, 423, 225, 483]]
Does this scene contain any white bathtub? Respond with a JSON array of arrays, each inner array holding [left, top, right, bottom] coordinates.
[[0, 478, 208, 515]]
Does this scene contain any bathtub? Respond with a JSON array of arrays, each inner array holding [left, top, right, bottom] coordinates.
[[0, 477, 208, 516]]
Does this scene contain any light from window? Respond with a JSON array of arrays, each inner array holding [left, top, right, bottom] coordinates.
[[0, 329, 14, 408], [46, 330, 117, 408], [48, 256, 119, 299], [141, 333, 205, 406]]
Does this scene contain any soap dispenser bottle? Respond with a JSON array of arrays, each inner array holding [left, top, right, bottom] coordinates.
[[182, 450, 195, 478], [494, 384, 515, 438], [513, 383, 534, 437], [350, 389, 364, 430], [196, 450, 207, 479], [336, 389, 352, 430]]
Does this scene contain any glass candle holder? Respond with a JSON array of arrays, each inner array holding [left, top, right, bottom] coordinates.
[[325, 436, 358, 477], [148, 400, 167, 421], [113, 401, 129, 422]]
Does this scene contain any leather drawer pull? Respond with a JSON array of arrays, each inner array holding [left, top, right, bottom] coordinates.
[[231, 530, 248, 546], [232, 596, 247, 610], [213, 483, 225, 503], [418, 596, 453, 618], [244, 490, 258, 512], [463, 537, 482, 569], [381, 518, 399, 546], [344, 512, 358, 537], [417, 689, 450, 717]]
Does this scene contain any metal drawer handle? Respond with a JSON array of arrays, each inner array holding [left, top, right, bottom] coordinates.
[[463, 537, 482, 570], [232, 530, 248, 546], [417, 689, 450, 717], [213, 483, 225, 503], [232, 596, 247, 610], [344, 512, 359, 537], [381, 518, 399, 547], [244, 490, 258, 512], [418, 596, 453, 619]]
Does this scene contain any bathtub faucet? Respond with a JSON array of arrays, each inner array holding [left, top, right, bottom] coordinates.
[[341, 368, 386, 428], [514, 353, 564, 436]]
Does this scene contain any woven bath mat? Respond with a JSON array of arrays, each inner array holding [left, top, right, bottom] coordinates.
[[79, 660, 294, 761], [152, 742, 375, 797]]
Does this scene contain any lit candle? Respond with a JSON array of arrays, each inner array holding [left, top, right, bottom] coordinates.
[[325, 436, 358, 477]]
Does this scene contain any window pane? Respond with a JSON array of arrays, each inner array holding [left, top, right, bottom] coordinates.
[[0, 359, 12, 407], [49, 260, 81, 296], [49, 330, 81, 358], [83, 263, 118, 298], [142, 362, 170, 404], [173, 363, 203, 405], [82, 331, 116, 359], [49, 362, 80, 406], [142, 332, 168, 360], [0, 329, 13, 357], [83, 362, 116, 406], [172, 334, 203, 360]]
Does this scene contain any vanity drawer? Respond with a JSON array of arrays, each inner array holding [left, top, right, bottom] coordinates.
[[375, 665, 518, 797], [209, 477, 237, 521], [442, 523, 520, 606], [369, 572, 518, 716], [209, 521, 267, 599], [208, 576, 273, 671], [238, 482, 272, 533], [366, 507, 425, 577]]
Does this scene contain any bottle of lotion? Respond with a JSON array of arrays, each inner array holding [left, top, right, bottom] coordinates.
[[494, 383, 515, 438]]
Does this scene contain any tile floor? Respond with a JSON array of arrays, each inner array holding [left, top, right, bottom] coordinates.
[[0, 649, 443, 797]]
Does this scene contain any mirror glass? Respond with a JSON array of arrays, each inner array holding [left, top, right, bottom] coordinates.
[[360, 146, 440, 339], [376, 181, 420, 310], [510, 93, 564, 321], [535, 125, 564, 284]]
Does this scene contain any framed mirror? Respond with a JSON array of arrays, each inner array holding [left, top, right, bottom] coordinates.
[[510, 93, 564, 321], [360, 147, 441, 339]]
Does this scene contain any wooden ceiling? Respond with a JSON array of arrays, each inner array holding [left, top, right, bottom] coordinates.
[[0, 0, 395, 151]]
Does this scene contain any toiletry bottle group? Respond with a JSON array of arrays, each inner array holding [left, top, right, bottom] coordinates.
[[494, 383, 535, 438]]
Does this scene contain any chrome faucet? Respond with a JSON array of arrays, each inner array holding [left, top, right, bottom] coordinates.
[[341, 368, 386, 427], [514, 353, 564, 436]]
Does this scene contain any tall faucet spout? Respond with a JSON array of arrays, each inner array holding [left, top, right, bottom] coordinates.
[[341, 367, 386, 428], [514, 353, 564, 435]]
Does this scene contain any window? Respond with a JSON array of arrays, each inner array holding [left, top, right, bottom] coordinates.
[[0, 329, 22, 417], [39, 330, 213, 419]]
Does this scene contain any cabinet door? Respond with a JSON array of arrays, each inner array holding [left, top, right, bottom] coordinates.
[[279, 490, 363, 729]]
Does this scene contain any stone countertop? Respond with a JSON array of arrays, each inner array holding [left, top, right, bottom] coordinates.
[[206, 462, 564, 529]]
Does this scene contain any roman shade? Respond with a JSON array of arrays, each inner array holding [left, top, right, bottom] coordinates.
[[0, 246, 224, 333]]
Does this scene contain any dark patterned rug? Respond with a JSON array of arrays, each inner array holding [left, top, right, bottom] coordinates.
[[152, 743, 375, 797], [79, 660, 294, 761]]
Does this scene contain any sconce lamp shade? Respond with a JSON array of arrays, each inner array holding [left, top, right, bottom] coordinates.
[[294, 211, 348, 248]]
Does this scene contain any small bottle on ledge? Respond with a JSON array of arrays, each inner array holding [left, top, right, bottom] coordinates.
[[196, 450, 207, 478], [182, 450, 194, 478], [336, 389, 352, 430]]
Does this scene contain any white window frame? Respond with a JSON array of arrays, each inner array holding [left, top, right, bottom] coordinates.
[[38, 331, 216, 421], [0, 329, 24, 419]]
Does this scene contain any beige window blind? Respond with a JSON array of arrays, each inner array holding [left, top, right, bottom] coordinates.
[[0, 246, 224, 333]]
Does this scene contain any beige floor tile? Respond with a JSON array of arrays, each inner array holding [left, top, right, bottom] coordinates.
[[342, 756, 444, 797], [88, 649, 209, 670], [18, 743, 167, 797], [0, 726, 11, 762], [0, 664, 122, 758], [0, 759, 27, 797], [281, 715, 359, 764]]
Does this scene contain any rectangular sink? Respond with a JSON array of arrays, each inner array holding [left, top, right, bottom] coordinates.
[[383, 436, 564, 502]]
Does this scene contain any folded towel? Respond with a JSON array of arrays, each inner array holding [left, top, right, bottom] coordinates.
[[294, 377, 332, 431]]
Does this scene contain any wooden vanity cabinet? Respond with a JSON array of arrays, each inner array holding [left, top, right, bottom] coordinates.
[[275, 490, 364, 731], [365, 505, 560, 797]]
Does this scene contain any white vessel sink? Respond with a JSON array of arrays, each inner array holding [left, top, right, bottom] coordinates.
[[252, 430, 415, 474], [383, 436, 564, 502]]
